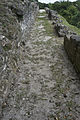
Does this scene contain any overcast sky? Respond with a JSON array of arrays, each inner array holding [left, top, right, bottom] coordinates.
[[38, 0, 77, 3]]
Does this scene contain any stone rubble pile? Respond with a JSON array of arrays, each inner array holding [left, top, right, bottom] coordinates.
[[45, 7, 80, 77]]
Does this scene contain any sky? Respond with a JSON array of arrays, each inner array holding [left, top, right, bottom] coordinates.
[[38, 0, 76, 3]]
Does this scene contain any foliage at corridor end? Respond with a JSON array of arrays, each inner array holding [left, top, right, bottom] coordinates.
[[39, 0, 80, 29]]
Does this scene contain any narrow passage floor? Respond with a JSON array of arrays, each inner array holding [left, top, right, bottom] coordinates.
[[2, 10, 80, 120]]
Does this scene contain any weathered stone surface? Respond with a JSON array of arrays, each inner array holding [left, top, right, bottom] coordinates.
[[45, 7, 49, 14], [0, 0, 38, 118], [64, 35, 80, 76], [45, 8, 58, 21], [46, 8, 77, 37], [46, 8, 80, 76], [46, 8, 68, 36], [55, 23, 69, 37], [1, 9, 80, 120]]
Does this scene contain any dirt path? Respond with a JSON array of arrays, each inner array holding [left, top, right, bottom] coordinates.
[[1, 10, 80, 120]]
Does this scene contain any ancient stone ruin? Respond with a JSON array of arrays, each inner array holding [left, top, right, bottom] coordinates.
[[0, 0, 39, 118], [64, 35, 80, 77], [45, 7, 80, 77], [0, 3, 80, 120]]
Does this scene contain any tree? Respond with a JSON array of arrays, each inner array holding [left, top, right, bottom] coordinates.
[[68, 5, 77, 15]]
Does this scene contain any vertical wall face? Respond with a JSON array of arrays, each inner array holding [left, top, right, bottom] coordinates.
[[64, 35, 80, 76], [0, 0, 38, 117]]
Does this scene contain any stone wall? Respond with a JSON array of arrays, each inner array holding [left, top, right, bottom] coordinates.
[[0, 0, 38, 118], [45, 8, 80, 77], [45, 8, 76, 37], [64, 35, 80, 77]]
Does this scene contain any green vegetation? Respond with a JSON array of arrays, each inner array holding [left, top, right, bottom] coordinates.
[[37, 12, 53, 36], [43, 19, 53, 36], [30, 0, 38, 2], [39, 0, 80, 32], [59, 15, 80, 35], [3, 43, 12, 51], [38, 2, 48, 9], [48, 0, 80, 29]]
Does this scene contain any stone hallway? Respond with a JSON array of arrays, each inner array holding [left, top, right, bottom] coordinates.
[[1, 10, 80, 120]]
